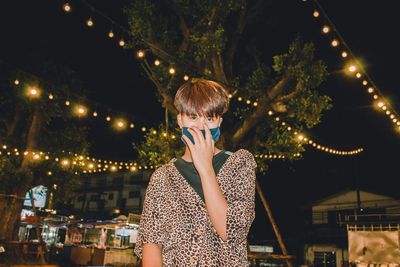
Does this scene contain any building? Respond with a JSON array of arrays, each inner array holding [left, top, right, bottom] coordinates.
[[303, 189, 400, 267], [71, 170, 151, 219]]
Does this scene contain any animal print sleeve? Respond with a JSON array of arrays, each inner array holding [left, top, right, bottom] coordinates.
[[134, 167, 165, 259], [225, 150, 257, 246]]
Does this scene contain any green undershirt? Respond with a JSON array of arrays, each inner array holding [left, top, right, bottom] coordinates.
[[174, 150, 231, 203]]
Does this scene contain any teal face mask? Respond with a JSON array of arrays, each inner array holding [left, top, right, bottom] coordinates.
[[181, 127, 221, 145]]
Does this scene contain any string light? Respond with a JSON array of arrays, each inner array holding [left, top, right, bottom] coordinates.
[[322, 25, 330, 34], [136, 50, 145, 58], [86, 18, 94, 27], [331, 39, 339, 47], [183, 75, 189, 81], [308, 0, 400, 135], [108, 30, 114, 38], [265, 110, 363, 156], [169, 67, 176, 75], [118, 39, 125, 47], [154, 59, 160, 66], [63, 3, 71, 13], [313, 10, 320, 18], [14, 79, 20, 85], [26, 86, 41, 99]]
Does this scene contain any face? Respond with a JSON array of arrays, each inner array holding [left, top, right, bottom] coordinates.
[[177, 113, 222, 129]]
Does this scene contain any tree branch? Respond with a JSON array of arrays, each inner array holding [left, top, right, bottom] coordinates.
[[141, 60, 176, 115], [277, 81, 303, 103], [224, 7, 247, 81], [211, 50, 228, 84], [231, 77, 292, 144], [167, 1, 191, 51]]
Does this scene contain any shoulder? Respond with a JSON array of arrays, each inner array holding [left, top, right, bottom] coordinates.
[[232, 149, 257, 169]]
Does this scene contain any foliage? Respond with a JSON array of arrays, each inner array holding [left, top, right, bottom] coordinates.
[[125, 0, 332, 173]]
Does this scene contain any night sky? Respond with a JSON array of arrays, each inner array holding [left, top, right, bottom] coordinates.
[[1, 0, 400, 245]]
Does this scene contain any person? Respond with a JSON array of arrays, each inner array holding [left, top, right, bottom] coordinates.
[[134, 78, 257, 266]]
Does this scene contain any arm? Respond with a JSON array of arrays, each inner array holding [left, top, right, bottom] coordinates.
[[134, 168, 165, 264], [183, 125, 228, 240], [198, 165, 228, 241], [142, 243, 162, 267]]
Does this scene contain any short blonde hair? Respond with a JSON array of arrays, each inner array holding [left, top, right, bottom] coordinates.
[[174, 78, 229, 117]]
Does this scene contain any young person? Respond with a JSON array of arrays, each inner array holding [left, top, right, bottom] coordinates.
[[134, 79, 257, 266]]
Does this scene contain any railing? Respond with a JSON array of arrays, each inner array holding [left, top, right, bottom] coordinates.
[[347, 224, 400, 232], [338, 213, 400, 224]]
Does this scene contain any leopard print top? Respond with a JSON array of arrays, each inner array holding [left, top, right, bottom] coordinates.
[[134, 149, 257, 266]]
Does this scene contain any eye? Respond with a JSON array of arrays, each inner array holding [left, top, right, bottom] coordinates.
[[189, 114, 198, 120], [207, 117, 215, 121]]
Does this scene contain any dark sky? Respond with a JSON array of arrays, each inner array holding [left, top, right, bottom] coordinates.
[[1, 0, 400, 244]]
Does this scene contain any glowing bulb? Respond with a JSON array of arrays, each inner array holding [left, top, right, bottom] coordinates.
[[356, 73, 362, 78], [341, 51, 348, 58], [362, 80, 368, 86], [137, 50, 145, 58], [228, 94, 233, 99], [268, 110, 273, 116], [237, 97, 243, 101], [322, 25, 330, 34], [47, 171, 52, 176], [30, 89, 38, 95], [119, 39, 125, 47], [114, 119, 126, 130], [331, 39, 339, 47], [108, 30, 114, 38], [61, 159, 69, 166], [14, 79, 20, 85], [48, 94, 54, 100], [63, 3, 71, 12], [246, 100, 251, 104], [33, 154, 40, 160], [183, 75, 189, 81], [141, 127, 146, 132], [106, 116, 111, 121], [86, 18, 94, 27], [93, 111, 98, 117], [65, 100, 70, 106], [313, 10, 319, 17], [169, 68, 176, 74], [130, 123, 135, 128], [373, 95, 378, 99], [75, 105, 87, 116], [348, 65, 357, 72], [297, 135, 304, 141], [253, 102, 258, 107], [152, 130, 157, 135]]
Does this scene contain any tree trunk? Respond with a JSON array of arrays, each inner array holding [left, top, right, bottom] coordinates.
[[0, 194, 23, 241]]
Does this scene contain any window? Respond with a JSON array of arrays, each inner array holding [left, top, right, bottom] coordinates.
[[90, 195, 99, 201], [314, 251, 336, 267], [108, 193, 114, 200], [129, 191, 140, 199]]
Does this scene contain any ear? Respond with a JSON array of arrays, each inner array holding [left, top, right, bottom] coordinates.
[[177, 114, 183, 128], [218, 117, 223, 127]]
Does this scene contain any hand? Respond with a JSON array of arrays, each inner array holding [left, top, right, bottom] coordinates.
[[182, 123, 214, 175]]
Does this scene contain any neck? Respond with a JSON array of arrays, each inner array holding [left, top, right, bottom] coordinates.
[[181, 146, 222, 162]]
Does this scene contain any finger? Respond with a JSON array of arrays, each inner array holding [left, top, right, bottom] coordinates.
[[188, 127, 203, 145], [203, 123, 212, 143]]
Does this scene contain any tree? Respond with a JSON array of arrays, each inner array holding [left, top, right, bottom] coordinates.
[[125, 0, 332, 171], [0, 44, 89, 243]]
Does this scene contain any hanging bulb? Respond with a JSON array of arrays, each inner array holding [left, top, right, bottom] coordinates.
[[86, 18, 94, 27]]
